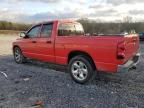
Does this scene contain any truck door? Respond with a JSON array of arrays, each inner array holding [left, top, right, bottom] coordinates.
[[21, 24, 41, 59], [36, 22, 55, 62]]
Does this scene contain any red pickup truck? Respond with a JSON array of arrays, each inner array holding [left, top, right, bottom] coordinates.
[[13, 20, 140, 84]]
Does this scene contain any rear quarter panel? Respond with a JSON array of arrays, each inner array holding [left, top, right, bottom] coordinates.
[[55, 36, 123, 73]]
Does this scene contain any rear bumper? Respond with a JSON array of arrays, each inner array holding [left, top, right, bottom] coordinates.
[[117, 53, 140, 73]]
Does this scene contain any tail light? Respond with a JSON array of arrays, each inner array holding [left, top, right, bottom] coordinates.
[[117, 41, 126, 59]]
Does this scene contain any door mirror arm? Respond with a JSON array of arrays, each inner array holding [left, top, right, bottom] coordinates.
[[20, 32, 29, 38]]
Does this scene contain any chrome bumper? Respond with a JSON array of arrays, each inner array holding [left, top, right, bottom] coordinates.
[[117, 53, 140, 73]]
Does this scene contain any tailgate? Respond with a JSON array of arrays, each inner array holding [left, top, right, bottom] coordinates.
[[124, 34, 139, 62]]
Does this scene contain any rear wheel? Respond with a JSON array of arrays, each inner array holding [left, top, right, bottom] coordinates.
[[13, 47, 26, 64], [68, 55, 96, 84]]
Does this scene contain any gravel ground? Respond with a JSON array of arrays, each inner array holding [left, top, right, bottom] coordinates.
[[0, 35, 144, 108]]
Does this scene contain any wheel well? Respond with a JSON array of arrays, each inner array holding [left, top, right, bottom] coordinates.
[[13, 45, 20, 51], [13, 45, 19, 49], [68, 51, 96, 70]]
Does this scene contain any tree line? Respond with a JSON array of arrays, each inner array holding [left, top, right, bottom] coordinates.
[[0, 19, 144, 34], [0, 21, 31, 31], [78, 19, 144, 34]]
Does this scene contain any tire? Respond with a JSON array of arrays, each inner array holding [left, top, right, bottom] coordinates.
[[68, 55, 96, 84], [13, 47, 26, 64]]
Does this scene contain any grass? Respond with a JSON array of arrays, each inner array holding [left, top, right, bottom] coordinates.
[[0, 30, 21, 35]]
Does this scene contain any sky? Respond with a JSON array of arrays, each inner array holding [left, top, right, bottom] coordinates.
[[0, 0, 144, 23]]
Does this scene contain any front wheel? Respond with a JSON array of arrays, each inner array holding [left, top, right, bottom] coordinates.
[[68, 56, 96, 84], [13, 47, 26, 64]]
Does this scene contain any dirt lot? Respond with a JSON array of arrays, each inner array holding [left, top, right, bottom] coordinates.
[[0, 35, 144, 108]]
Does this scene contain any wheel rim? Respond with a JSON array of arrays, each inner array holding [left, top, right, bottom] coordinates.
[[71, 61, 88, 81], [14, 49, 21, 62]]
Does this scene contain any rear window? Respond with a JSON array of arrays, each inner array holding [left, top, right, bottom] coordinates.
[[41, 23, 53, 38], [58, 23, 84, 36]]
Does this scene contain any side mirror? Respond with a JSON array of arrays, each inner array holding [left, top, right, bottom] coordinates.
[[20, 32, 27, 38]]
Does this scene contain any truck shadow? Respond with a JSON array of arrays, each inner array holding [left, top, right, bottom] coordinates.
[[26, 60, 68, 73], [0, 54, 67, 73], [0, 54, 144, 86]]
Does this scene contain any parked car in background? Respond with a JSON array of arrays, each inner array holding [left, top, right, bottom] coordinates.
[[13, 20, 140, 84], [139, 32, 144, 41]]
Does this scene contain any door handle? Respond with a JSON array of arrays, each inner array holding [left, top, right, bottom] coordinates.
[[32, 41, 37, 43], [46, 41, 52, 43]]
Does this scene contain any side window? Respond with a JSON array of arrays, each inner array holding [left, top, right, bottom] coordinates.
[[27, 25, 41, 38], [58, 23, 76, 36], [41, 23, 53, 37]]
